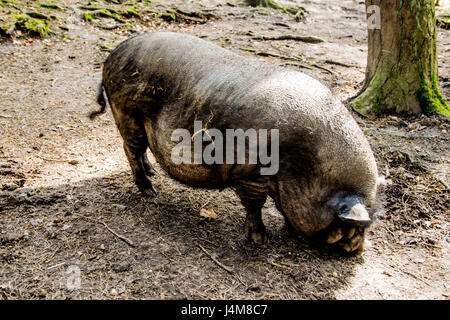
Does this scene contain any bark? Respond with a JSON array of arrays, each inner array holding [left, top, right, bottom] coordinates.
[[351, 0, 449, 117]]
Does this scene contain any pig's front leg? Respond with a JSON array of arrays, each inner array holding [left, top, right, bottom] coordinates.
[[234, 179, 269, 245]]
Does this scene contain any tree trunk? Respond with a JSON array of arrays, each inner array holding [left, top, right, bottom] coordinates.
[[351, 0, 449, 117]]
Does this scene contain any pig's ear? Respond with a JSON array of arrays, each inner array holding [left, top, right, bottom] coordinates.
[[328, 194, 372, 226]]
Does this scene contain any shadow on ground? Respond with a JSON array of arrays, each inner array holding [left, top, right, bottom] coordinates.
[[0, 170, 363, 299]]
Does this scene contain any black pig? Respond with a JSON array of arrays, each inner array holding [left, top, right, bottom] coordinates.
[[90, 32, 380, 253]]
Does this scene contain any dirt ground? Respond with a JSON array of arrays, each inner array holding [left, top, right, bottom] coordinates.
[[0, 0, 449, 300]]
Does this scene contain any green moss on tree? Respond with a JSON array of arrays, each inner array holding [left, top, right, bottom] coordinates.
[[352, 67, 386, 116], [418, 72, 450, 116]]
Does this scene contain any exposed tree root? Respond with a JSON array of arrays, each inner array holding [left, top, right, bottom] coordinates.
[[242, 0, 306, 21], [241, 48, 334, 74], [252, 34, 324, 43], [437, 16, 450, 30], [325, 59, 355, 68], [153, 7, 219, 24]]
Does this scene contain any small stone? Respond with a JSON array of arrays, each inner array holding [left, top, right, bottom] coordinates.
[[389, 116, 398, 121], [2, 183, 19, 191], [38, 289, 47, 298], [45, 227, 58, 239], [30, 218, 43, 226], [112, 262, 131, 273], [110, 289, 118, 296], [112, 204, 127, 210], [416, 259, 425, 264], [0, 233, 25, 244]]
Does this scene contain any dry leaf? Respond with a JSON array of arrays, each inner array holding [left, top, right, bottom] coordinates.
[[200, 208, 218, 220]]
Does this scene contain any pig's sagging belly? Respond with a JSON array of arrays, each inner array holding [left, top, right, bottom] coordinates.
[[144, 108, 225, 188]]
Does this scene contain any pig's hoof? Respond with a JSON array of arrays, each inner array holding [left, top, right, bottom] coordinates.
[[324, 225, 365, 254], [338, 228, 365, 254], [140, 186, 158, 197], [325, 227, 344, 244], [244, 223, 268, 245], [136, 177, 157, 197], [145, 167, 161, 177]]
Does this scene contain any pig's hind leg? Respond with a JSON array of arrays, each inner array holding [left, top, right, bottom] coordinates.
[[117, 111, 157, 197], [142, 153, 160, 177]]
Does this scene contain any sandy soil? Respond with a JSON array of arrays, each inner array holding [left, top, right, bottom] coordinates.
[[0, 0, 449, 299]]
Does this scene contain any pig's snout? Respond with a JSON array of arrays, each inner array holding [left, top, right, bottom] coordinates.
[[327, 193, 372, 226], [321, 193, 373, 254]]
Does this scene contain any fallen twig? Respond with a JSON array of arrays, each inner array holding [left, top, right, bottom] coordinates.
[[197, 243, 234, 274], [268, 261, 292, 269], [81, 215, 136, 248], [391, 265, 433, 287], [47, 262, 66, 270]]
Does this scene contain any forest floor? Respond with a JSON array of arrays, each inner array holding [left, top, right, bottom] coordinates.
[[0, 0, 449, 299]]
